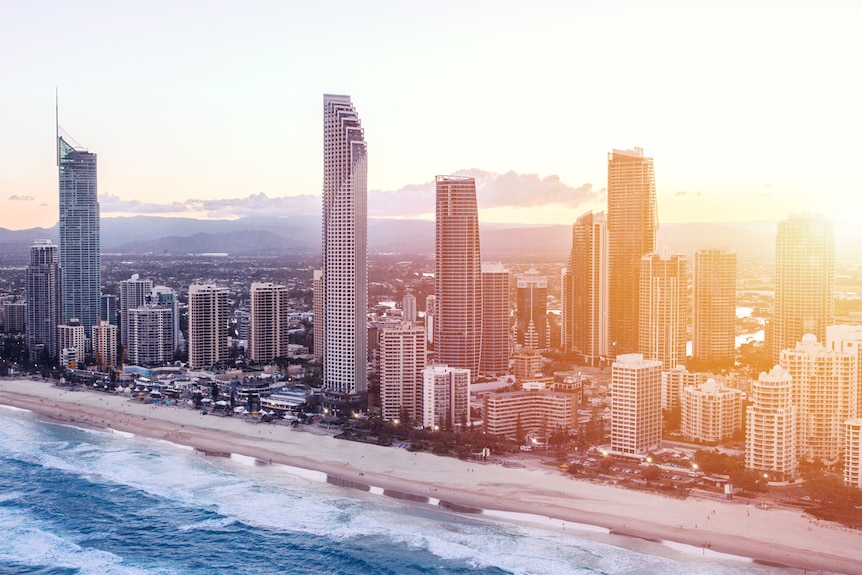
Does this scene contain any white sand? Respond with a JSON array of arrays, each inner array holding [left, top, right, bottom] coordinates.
[[2, 378, 860, 575]]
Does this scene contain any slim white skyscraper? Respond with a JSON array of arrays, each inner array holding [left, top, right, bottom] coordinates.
[[322, 94, 367, 399], [26, 239, 61, 362], [611, 353, 662, 455], [380, 322, 426, 423]]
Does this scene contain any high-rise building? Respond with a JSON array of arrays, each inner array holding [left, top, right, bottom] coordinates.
[[380, 322, 426, 423], [402, 293, 417, 324], [58, 318, 86, 368], [312, 269, 323, 362], [781, 334, 856, 467], [661, 366, 709, 412], [607, 148, 657, 359], [91, 320, 117, 371], [422, 364, 470, 430], [845, 418, 862, 489], [516, 269, 548, 351], [639, 253, 687, 370], [150, 286, 180, 351], [826, 325, 862, 418], [58, 127, 100, 335], [771, 214, 834, 362], [512, 348, 545, 384], [435, 175, 482, 376], [3, 302, 27, 334], [692, 248, 737, 369], [480, 263, 510, 375], [746, 366, 797, 480], [26, 239, 61, 361], [119, 274, 154, 348], [249, 282, 290, 363], [425, 295, 436, 346], [100, 294, 117, 326], [188, 284, 229, 370], [127, 306, 175, 366], [562, 211, 608, 366], [322, 94, 367, 400], [681, 378, 742, 443], [610, 353, 662, 455]]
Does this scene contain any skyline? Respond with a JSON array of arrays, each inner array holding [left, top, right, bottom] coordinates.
[[2, 1, 861, 230]]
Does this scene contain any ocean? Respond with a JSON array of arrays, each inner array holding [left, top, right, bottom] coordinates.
[[0, 407, 803, 575]]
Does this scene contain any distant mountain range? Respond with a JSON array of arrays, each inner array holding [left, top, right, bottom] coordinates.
[[1, 215, 853, 263]]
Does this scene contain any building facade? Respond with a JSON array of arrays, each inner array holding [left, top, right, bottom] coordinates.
[[483, 390, 578, 440], [422, 364, 470, 430], [771, 214, 834, 362], [380, 322, 426, 423], [562, 210, 608, 366], [692, 248, 737, 369], [516, 269, 548, 350], [402, 293, 417, 324], [127, 306, 175, 366], [26, 239, 61, 361], [312, 269, 323, 362], [681, 378, 742, 443], [58, 318, 86, 368], [322, 94, 368, 399], [249, 282, 291, 363], [188, 284, 229, 370], [119, 274, 153, 348], [150, 286, 180, 351], [845, 418, 862, 489], [3, 302, 27, 334], [58, 129, 100, 335], [607, 148, 657, 359], [746, 366, 797, 480], [480, 263, 510, 376], [435, 175, 482, 376], [610, 353, 662, 455], [780, 334, 856, 467], [91, 320, 117, 371], [639, 253, 688, 371]]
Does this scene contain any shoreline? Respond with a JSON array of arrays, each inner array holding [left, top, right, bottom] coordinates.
[[1, 378, 860, 575]]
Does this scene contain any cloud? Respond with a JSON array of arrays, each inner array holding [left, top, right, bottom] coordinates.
[[100, 170, 598, 220], [674, 191, 702, 198], [8, 195, 34, 201], [368, 169, 597, 217]]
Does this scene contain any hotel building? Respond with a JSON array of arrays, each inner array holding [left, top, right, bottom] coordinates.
[[91, 320, 117, 371], [127, 306, 175, 366], [380, 322, 426, 423], [746, 366, 797, 480], [422, 364, 470, 430], [480, 263, 510, 376], [188, 284, 229, 370], [249, 282, 291, 363], [26, 239, 61, 361], [639, 252, 688, 371], [119, 274, 153, 348], [483, 389, 578, 440], [681, 378, 742, 443], [692, 248, 737, 369], [610, 353, 662, 455]]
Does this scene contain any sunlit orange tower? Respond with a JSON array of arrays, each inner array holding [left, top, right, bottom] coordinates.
[[692, 248, 737, 369], [607, 148, 657, 359]]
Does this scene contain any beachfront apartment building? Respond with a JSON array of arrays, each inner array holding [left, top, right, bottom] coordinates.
[[119, 274, 153, 348], [26, 239, 61, 361], [322, 94, 367, 402], [483, 389, 578, 440], [681, 378, 742, 443], [312, 270, 323, 362], [58, 318, 86, 368], [746, 366, 797, 480], [188, 284, 229, 370], [91, 320, 117, 371], [422, 364, 470, 430], [827, 325, 862, 419], [611, 353, 662, 455], [380, 322, 426, 424], [127, 305, 175, 366], [780, 334, 856, 468], [662, 366, 711, 412], [845, 418, 862, 489], [249, 282, 291, 363]]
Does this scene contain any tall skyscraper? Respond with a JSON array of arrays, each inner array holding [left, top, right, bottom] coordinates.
[[435, 175, 482, 376], [692, 248, 737, 369], [607, 148, 657, 359], [380, 322, 426, 423], [562, 211, 608, 366], [150, 286, 180, 351], [402, 293, 417, 324], [26, 239, 61, 362], [425, 295, 436, 346], [119, 274, 153, 348], [312, 269, 323, 362], [249, 282, 290, 363], [516, 269, 548, 351], [480, 263, 510, 376], [771, 214, 834, 362], [188, 284, 229, 370], [639, 253, 688, 370], [610, 353, 662, 455], [58, 126, 100, 335], [322, 94, 367, 400], [746, 366, 797, 481]]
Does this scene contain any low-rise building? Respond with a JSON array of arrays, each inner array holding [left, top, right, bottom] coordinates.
[[483, 389, 577, 440]]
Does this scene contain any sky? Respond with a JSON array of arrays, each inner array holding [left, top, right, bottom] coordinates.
[[1, 0, 861, 231]]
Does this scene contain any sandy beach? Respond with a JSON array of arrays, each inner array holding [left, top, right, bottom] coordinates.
[[2, 378, 860, 575]]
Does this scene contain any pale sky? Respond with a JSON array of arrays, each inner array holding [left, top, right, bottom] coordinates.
[[1, 0, 860, 230]]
